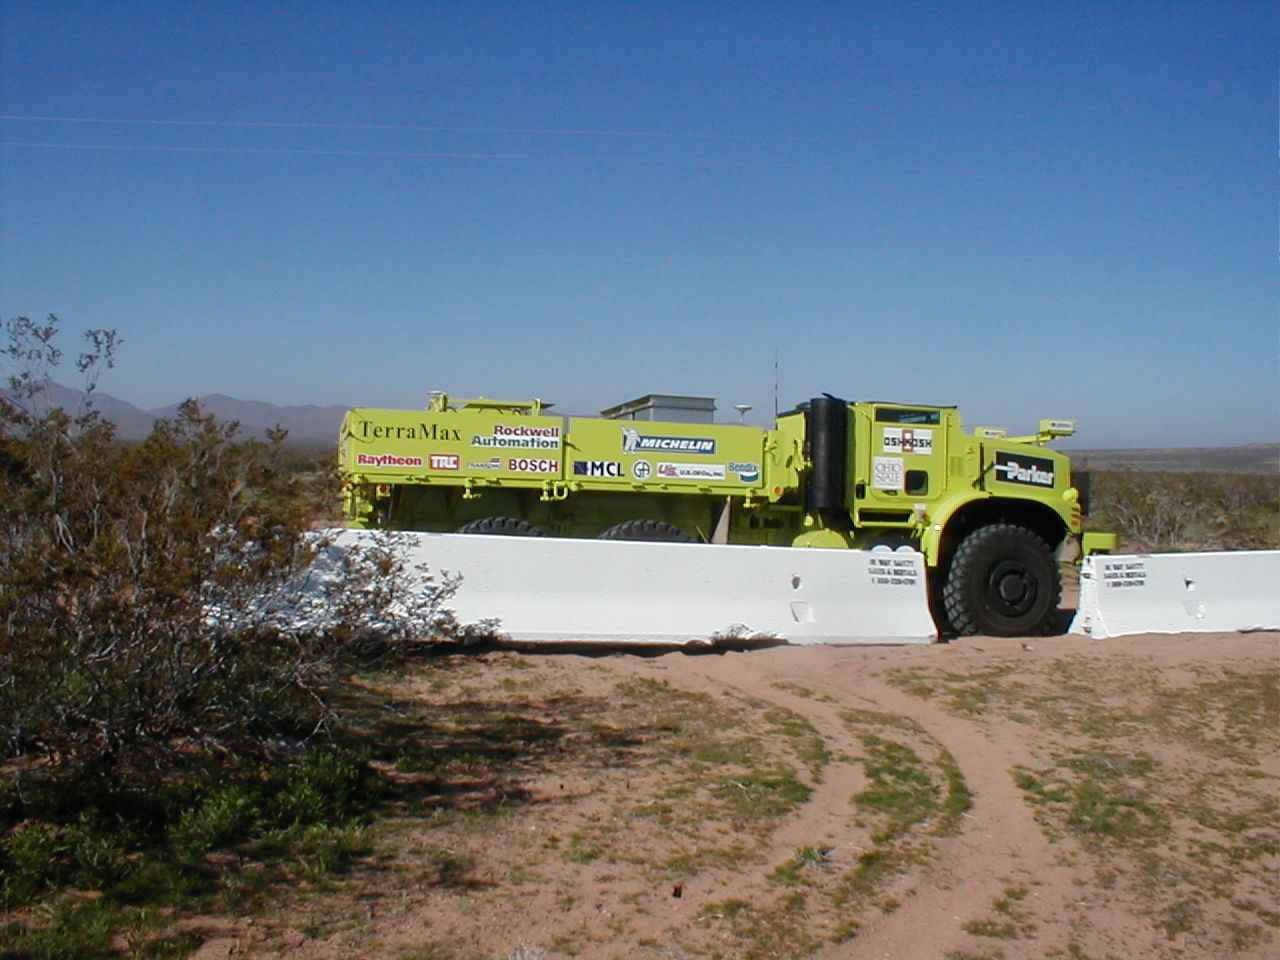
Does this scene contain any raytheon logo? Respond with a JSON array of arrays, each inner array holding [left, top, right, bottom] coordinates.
[[356, 453, 424, 468], [994, 451, 1055, 488]]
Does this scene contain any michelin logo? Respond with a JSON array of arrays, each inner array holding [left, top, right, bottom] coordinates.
[[622, 427, 716, 455]]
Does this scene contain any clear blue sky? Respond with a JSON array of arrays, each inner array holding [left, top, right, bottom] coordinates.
[[2, 1, 1276, 447]]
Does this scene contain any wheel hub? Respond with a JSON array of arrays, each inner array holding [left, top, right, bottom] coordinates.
[[987, 560, 1037, 616]]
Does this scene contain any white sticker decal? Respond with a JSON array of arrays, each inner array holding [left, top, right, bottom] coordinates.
[[1101, 560, 1147, 589], [472, 423, 562, 450], [867, 555, 920, 587], [657, 462, 727, 481], [883, 427, 933, 455], [872, 456, 904, 490], [507, 457, 559, 474], [356, 453, 424, 468]]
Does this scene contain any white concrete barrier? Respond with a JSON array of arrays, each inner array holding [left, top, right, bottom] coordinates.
[[327, 530, 936, 646], [1071, 550, 1280, 639]]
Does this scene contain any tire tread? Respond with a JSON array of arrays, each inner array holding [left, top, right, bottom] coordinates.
[[457, 517, 547, 537], [943, 522, 1060, 637], [599, 519, 697, 543]]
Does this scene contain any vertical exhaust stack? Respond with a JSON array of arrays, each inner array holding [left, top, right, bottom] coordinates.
[[806, 395, 848, 515]]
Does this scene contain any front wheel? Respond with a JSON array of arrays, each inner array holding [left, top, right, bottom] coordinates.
[[942, 524, 1060, 637]]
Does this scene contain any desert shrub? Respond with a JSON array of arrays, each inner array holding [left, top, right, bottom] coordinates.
[[0, 316, 461, 785], [1088, 470, 1279, 552]]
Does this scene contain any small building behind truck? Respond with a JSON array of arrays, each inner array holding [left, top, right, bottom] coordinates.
[[339, 391, 1115, 637]]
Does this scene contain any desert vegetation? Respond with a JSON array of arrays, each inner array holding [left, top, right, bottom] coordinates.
[[1084, 469, 1278, 553], [0, 316, 463, 958]]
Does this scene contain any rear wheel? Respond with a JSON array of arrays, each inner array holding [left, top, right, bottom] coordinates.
[[598, 519, 697, 543], [457, 517, 547, 537], [943, 523, 1059, 636]]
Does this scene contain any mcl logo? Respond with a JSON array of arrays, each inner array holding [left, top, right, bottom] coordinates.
[[573, 460, 623, 478]]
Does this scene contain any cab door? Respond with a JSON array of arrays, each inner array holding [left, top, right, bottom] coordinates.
[[856, 405, 947, 524]]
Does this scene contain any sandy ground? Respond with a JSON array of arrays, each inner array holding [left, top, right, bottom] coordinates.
[[193, 629, 1279, 960]]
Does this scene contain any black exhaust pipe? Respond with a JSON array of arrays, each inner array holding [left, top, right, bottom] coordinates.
[[807, 395, 848, 514]]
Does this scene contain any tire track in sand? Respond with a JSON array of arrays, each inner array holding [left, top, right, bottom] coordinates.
[[670, 645, 1091, 958]]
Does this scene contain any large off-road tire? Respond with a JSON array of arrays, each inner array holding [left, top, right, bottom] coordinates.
[[456, 517, 547, 537], [942, 523, 1060, 637], [598, 520, 697, 543]]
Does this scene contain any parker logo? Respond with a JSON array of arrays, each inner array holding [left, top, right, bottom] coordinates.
[[883, 427, 933, 455], [994, 451, 1055, 488], [507, 457, 559, 474], [356, 453, 424, 468], [573, 460, 624, 478], [356, 420, 461, 442], [622, 427, 716, 455], [472, 423, 562, 450], [428, 454, 460, 470]]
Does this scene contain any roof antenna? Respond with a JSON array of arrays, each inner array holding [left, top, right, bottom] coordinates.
[[773, 349, 779, 422]]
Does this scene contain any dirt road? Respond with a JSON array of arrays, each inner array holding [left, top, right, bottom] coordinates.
[[197, 631, 1279, 960]]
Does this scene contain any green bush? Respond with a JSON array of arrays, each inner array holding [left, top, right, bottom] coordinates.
[[0, 317, 461, 787], [2, 822, 69, 905], [270, 748, 374, 827], [1088, 470, 1278, 552], [170, 786, 263, 859]]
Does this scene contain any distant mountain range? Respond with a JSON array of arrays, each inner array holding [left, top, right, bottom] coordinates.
[[9, 381, 349, 446], [7, 383, 1279, 471]]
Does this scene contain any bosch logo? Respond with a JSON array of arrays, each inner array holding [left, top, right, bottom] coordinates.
[[507, 458, 559, 474]]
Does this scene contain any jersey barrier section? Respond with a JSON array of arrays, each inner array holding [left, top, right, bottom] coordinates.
[[318, 530, 937, 646], [1071, 550, 1280, 640]]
